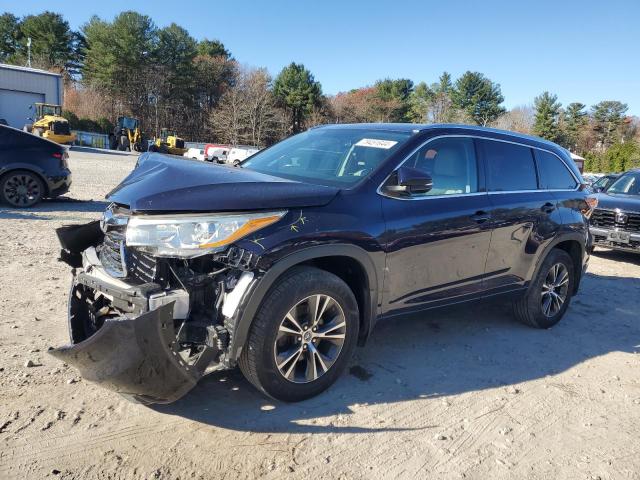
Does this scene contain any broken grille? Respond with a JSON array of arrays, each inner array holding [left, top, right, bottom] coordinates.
[[97, 205, 158, 283], [98, 228, 128, 278]]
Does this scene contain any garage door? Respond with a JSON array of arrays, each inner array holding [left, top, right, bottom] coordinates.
[[0, 89, 45, 129]]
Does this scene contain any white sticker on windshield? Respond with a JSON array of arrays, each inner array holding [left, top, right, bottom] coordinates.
[[355, 138, 398, 149]]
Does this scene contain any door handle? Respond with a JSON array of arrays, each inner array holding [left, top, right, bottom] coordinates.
[[470, 210, 490, 223], [541, 202, 556, 213]]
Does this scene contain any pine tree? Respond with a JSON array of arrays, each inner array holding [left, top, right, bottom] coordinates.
[[451, 71, 505, 126], [563, 102, 587, 151], [533, 91, 562, 142], [273, 63, 322, 134], [591, 101, 628, 150]]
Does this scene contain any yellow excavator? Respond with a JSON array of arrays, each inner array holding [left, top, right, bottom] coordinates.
[[23, 103, 76, 145], [149, 128, 187, 155], [110, 116, 147, 152]]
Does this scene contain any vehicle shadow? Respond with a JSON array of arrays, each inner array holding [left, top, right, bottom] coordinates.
[[592, 247, 640, 266], [154, 271, 640, 434], [0, 198, 107, 220]]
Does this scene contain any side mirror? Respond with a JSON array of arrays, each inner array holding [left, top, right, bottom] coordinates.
[[593, 186, 604, 193], [386, 166, 433, 195]]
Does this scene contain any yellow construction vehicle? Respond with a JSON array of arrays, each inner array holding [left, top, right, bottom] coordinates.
[[23, 103, 76, 145], [149, 128, 187, 155], [110, 116, 147, 152]]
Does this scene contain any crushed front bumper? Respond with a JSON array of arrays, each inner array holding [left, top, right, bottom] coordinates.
[[50, 234, 215, 403], [49, 302, 201, 404]]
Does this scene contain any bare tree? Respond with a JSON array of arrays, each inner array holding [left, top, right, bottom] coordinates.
[[491, 105, 535, 134], [210, 66, 283, 145]]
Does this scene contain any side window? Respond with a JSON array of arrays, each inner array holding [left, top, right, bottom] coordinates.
[[535, 150, 578, 190], [406, 137, 478, 196], [0, 126, 40, 149], [479, 139, 537, 191]]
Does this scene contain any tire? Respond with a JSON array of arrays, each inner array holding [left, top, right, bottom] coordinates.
[[0, 170, 45, 208], [513, 249, 575, 329], [239, 266, 359, 402], [118, 135, 129, 151], [23, 124, 33, 133]]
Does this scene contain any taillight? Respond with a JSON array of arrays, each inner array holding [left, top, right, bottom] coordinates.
[[54, 150, 69, 169]]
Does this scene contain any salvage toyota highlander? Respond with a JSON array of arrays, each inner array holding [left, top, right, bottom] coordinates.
[[52, 124, 593, 404]]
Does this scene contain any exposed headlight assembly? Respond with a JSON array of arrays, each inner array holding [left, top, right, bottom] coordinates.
[[125, 211, 286, 258]]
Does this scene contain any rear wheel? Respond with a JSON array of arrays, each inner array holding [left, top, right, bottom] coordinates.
[[0, 170, 45, 207], [118, 135, 129, 151], [513, 249, 575, 328], [239, 266, 359, 401]]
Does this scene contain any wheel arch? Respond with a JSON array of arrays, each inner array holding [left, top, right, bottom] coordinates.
[[531, 234, 586, 295], [229, 244, 379, 362]]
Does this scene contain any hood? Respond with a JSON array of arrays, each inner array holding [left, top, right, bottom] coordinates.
[[596, 192, 640, 214], [107, 153, 340, 212]]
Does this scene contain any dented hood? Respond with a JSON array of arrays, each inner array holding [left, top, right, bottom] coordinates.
[[107, 153, 340, 212]]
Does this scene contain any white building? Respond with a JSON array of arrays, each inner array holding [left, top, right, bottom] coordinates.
[[0, 63, 64, 128]]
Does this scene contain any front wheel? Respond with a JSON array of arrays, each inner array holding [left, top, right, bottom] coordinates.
[[239, 266, 359, 401], [513, 249, 575, 328]]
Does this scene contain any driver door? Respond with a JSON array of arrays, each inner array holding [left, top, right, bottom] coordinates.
[[380, 136, 492, 315]]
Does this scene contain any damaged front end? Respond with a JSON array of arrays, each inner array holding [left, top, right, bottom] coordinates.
[[50, 207, 262, 404]]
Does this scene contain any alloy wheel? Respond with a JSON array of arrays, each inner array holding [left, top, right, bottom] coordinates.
[[541, 263, 569, 318], [274, 294, 347, 384], [2, 173, 42, 207]]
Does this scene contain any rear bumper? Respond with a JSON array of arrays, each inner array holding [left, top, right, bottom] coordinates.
[[47, 170, 72, 198], [590, 226, 640, 252]]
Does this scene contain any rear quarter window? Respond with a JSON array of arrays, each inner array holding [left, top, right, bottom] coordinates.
[[0, 126, 46, 149], [478, 139, 538, 191], [535, 150, 578, 190]]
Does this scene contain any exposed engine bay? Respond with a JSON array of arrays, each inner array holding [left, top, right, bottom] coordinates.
[[51, 206, 262, 404]]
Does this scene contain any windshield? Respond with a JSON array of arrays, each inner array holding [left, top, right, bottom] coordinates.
[[607, 172, 640, 195], [40, 105, 61, 116], [120, 117, 138, 130], [593, 175, 616, 191], [242, 128, 411, 187]]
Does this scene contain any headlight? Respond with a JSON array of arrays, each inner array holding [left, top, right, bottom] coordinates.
[[125, 211, 286, 258]]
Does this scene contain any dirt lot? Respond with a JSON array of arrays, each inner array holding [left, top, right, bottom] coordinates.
[[1, 149, 639, 480]]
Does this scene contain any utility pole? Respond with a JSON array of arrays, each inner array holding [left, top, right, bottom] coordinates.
[[26, 37, 32, 67]]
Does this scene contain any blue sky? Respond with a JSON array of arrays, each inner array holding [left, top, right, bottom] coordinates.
[[6, 0, 640, 114]]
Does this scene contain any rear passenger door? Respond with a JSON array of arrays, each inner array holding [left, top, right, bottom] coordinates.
[[478, 138, 563, 294], [535, 149, 583, 236]]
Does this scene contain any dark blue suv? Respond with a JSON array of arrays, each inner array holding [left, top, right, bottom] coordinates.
[[53, 124, 592, 403]]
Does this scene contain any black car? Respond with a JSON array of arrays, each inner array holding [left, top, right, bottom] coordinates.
[[591, 173, 621, 193], [0, 124, 72, 207], [589, 169, 640, 253], [52, 124, 592, 404]]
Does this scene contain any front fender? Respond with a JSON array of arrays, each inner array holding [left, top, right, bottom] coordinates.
[[227, 243, 380, 362]]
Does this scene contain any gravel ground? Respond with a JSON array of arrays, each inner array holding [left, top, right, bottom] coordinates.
[[1, 149, 639, 479]]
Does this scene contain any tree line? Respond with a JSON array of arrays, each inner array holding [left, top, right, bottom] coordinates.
[[1, 10, 638, 171]]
